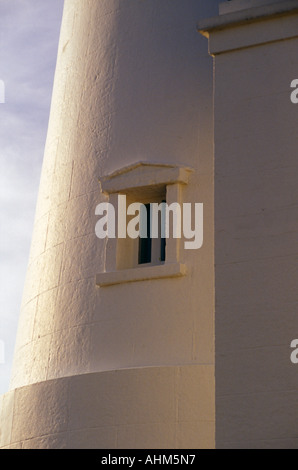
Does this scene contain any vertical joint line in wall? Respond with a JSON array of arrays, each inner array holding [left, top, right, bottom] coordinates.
[[9, 389, 16, 447], [191, 319, 195, 362], [65, 377, 71, 438], [57, 239, 66, 290], [31, 294, 40, 347], [44, 286, 60, 382], [48, 238, 67, 380], [115, 425, 119, 449], [68, 160, 74, 201], [52, 137, 60, 175], [102, 236, 108, 274], [174, 368, 179, 447], [44, 212, 50, 254]]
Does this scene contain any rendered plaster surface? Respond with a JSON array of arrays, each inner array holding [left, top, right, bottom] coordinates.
[[0, 366, 215, 449], [219, 0, 289, 15], [9, 0, 216, 390], [2, 0, 218, 449], [210, 10, 298, 449]]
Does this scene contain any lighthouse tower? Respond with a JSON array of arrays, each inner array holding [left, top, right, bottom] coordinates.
[[0, 0, 218, 449], [2, 0, 298, 450]]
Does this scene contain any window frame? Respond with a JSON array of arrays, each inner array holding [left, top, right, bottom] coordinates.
[[96, 162, 192, 287]]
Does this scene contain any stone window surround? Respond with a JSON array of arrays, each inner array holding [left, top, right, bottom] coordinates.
[[96, 161, 193, 287]]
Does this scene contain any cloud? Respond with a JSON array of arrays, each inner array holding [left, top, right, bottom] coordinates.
[[0, 0, 64, 394]]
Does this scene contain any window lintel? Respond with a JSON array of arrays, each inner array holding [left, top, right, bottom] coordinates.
[[100, 161, 193, 195]]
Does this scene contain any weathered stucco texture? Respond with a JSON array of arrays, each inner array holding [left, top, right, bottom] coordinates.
[[1, 0, 218, 449], [207, 2, 298, 449]]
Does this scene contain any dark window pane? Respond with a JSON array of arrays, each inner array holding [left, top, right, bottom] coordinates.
[[160, 237, 166, 262], [138, 204, 151, 264], [160, 199, 166, 262]]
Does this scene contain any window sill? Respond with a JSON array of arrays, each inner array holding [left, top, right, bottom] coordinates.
[[96, 263, 186, 287]]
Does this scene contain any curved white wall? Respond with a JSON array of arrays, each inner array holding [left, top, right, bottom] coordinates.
[[9, 0, 218, 391], [0, 1, 219, 449], [0, 366, 214, 449]]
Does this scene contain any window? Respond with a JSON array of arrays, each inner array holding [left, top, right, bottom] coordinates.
[[138, 200, 167, 266], [138, 203, 152, 265], [96, 162, 192, 287]]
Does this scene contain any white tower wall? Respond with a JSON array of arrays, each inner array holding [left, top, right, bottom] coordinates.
[[0, 0, 218, 449]]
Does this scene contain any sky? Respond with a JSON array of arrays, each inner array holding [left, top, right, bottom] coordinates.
[[0, 0, 65, 394]]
